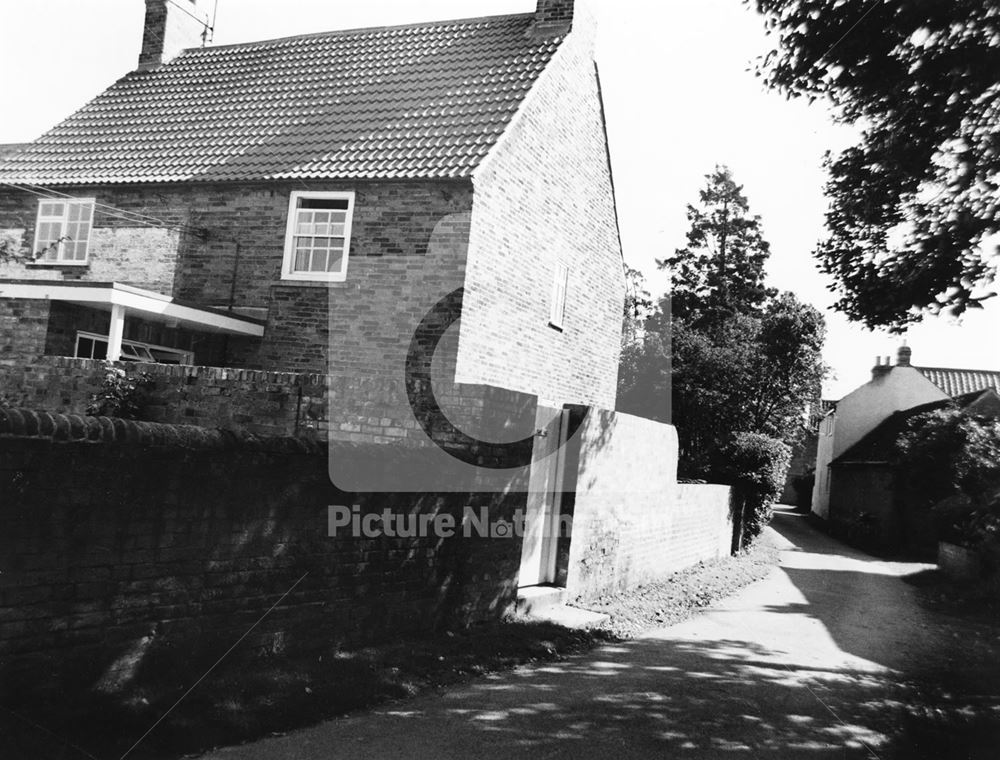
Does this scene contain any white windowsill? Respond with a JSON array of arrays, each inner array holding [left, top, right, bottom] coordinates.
[[280, 271, 348, 283]]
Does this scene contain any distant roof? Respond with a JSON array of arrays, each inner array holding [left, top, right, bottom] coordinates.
[[916, 366, 1000, 397], [0, 13, 562, 185], [833, 389, 1000, 465]]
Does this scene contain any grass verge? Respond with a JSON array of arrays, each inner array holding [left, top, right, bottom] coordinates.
[[582, 533, 780, 638]]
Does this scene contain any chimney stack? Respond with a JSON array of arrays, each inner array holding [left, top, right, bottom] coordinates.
[[139, 0, 207, 71], [871, 355, 891, 380], [532, 0, 575, 35], [896, 344, 912, 367]]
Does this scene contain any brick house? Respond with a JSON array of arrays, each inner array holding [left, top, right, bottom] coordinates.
[[0, 0, 625, 446]]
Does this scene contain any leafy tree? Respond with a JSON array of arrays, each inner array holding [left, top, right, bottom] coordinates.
[[753, 0, 1000, 329], [658, 165, 775, 324], [618, 165, 826, 477], [665, 294, 825, 475], [894, 407, 1000, 545]]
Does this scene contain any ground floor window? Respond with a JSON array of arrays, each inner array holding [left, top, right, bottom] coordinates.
[[74, 331, 194, 364]]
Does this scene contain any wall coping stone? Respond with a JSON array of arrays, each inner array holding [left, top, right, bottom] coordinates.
[[0, 407, 325, 453]]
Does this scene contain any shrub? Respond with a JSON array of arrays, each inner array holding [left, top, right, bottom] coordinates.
[[716, 432, 791, 552], [86, 363, 153, 420], [894, 408, 1000, 547]]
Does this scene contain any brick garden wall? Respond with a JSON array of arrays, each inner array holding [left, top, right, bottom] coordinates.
[[562, 407, 733, 600], [0, 408, 529, 694], [0, 355, 328, 437]]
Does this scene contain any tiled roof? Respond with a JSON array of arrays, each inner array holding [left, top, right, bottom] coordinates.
[[916, 366, 1000, 397], [0, 14, 562, 185], [832, 389, 1000, 465], [0, 144, 27, 160]]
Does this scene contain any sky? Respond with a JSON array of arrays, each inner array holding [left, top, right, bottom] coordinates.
[[1, 0, 997, 397]]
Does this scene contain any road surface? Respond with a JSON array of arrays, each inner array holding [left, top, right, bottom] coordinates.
[[200, 507, 999, 759]]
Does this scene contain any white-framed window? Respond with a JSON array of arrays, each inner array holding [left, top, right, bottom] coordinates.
[[74, 331, 193, 365], [32, 198, 95, 264], [281, 191, 355, 281], [549, 261, 569, 330]]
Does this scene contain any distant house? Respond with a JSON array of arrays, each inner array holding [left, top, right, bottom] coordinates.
[[779, 398, 835, 506], [0, 0, 625, 431], [812, 345, 1000, 545]]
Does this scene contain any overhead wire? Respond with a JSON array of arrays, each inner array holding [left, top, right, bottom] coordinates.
[[1, 182, 205, 237]]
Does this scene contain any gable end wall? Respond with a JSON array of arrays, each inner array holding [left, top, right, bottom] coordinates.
[[458, 18, 625, 409]]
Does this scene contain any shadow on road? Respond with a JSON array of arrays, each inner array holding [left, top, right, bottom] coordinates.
[[192, 508, 1000, 760]]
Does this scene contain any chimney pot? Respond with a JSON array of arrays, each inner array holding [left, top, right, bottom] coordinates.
[[139, 0, 206, 71]]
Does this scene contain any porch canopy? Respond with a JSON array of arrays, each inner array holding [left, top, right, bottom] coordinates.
[[0, 279, 264, 361]]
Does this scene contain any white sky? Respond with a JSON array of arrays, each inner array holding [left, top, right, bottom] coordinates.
[[1, 0, 997, 397]]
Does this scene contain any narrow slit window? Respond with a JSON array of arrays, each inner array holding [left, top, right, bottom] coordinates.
[[549, 261, 569, 329]]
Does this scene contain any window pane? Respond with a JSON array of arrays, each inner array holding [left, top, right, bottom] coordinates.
[[295, 210, 314, 234], [309, 249, 329, 272], [93, 340, 107, 360], [39, 201, 63, 217], [300, 197, 349, 210], [293, 242, 309, 271], [76, 337, 93, 358], [327, 248, 344, 272]]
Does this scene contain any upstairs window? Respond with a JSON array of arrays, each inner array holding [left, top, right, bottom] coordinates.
[[33, 198, 94, 264], [549, 261, 569, 330], [282, 191, 355, 281]]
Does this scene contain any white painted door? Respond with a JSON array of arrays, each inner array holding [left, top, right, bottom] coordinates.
[[518, 404, 569, 587]]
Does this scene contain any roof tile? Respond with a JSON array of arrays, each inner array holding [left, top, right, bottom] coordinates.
[[916, 367, 1000, 397], [0, 13, 561, 185]]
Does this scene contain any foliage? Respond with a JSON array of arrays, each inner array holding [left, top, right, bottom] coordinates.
[[753, 0, 1000, 329], [717, 432, 792, 551], [86, 363, 153, 420], [658, 165, 776, 325], [636, 292, 824, 476], [619, 165, 826, 475], [621, 264, 654, 348], [894, 407, 1000, 545], [617, 328, 671, 424], [0, 234, 66, 264]]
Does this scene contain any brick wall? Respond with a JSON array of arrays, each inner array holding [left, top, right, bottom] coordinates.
[[459, 12, 625, 410], [0, 298, 49, 366], [562, 407, 733, 600], [0, 356, 328, 437], [0, 180, 474, 373], [0, 409, 528, 692]]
